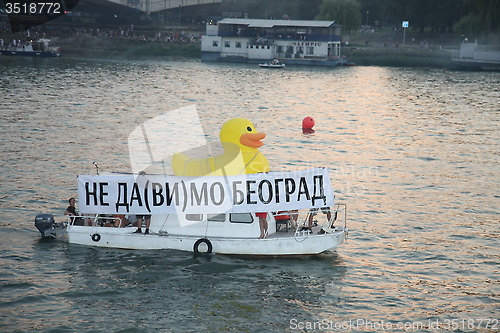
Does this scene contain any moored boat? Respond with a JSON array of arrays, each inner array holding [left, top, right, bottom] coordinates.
[[0, 39, 60, 57], [451, 41, 500, 71], [259, 59, 286, 68]]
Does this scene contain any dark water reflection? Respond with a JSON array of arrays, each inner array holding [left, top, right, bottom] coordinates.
[[0, 57, 499, 332]]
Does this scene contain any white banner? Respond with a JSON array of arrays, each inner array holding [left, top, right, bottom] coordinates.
[[77, 168, 334, 215]]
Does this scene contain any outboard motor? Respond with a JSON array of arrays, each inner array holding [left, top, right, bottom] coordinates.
[[35, 213, 55, 237]]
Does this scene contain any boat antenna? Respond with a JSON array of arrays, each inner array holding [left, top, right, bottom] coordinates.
[[93, 161, 99, 175]]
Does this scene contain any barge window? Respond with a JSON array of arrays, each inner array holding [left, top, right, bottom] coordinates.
[[236, 42, 241, 48], [307, 47, 314, 54], [208, 214, 225, 222], [224, 41, 230, 47], [212, 41, 218, 47], [185, 214, 203, 221], [230, 213, 253, 224]]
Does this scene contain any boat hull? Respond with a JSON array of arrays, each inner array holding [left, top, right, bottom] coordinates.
[[0, 50, 60, 57], [60, 225, 346, 256], [259, 63, 286, 68]]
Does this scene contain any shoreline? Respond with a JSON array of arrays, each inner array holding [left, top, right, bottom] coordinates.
[[1, 34, 458, 68], [50, 35, 202, 59], [343, 47, 454, 68]]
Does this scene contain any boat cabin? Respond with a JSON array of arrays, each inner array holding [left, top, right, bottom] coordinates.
[[149, 212, 276, 238]]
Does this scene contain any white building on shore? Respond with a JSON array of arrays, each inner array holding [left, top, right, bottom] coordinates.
[[201, 18, 347, 67]]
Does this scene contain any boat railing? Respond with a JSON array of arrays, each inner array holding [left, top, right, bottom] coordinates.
[[67, 215, 124, 228], [272, 204, 347, 234]]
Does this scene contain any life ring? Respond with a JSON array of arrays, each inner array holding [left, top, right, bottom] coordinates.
[[193, 238, 212, 254], [91, 233, 101, 242]]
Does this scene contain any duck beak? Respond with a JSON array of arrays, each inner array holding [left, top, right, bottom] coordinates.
[[240, 132, 266, 148]]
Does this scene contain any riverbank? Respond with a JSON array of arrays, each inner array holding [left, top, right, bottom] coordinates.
[[51, 35, 201, 59], [52, 35, 456, 68], [344, 47, 453, 67], [1, 33, 459, 68]]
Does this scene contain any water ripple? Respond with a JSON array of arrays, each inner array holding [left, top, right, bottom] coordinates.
[[0, 58, 499, 332]]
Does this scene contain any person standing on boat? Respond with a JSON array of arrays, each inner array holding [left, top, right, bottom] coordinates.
[[65, 198, 77, 217], [256, 212, 268, 239], [133, 171, 152, 234], [133, 215, 151, 234], [64, 197, 84, 225]]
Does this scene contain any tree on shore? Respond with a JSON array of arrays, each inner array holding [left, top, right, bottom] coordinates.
[[454, 0, 500, 41], [316, 0, 362, 34]]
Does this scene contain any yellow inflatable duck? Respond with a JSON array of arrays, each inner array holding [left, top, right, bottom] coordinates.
[[172, 118, 270, 176]]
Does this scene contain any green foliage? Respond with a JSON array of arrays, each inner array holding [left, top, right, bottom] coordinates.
[[316, 0, 362, 33], [93, 43, 201, 58], [216, 0, 322, 20], [454, 0, 500, 41]]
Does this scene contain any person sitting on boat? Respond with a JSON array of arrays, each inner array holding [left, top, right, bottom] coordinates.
[[307, 207, 332, 230], [106, 214, 126, 228], [133, 171, 152, 234], [64, 197, 84, 226]]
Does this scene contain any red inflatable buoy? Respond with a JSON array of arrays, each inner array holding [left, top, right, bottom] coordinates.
[[302, 116, 315, 129]]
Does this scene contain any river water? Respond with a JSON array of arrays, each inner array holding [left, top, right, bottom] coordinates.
[[0, 56, 499, 332]]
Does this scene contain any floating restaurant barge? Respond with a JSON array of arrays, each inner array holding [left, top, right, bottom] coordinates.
[[451, 42, 500, 71], [201, 18, 347, 67]]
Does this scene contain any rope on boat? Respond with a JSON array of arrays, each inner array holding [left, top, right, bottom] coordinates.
[[159, 215, 170, 234]]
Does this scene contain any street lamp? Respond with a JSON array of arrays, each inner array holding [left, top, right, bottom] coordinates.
[[366, 11, 369, 26]]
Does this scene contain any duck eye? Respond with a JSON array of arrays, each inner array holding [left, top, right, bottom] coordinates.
[[247, 126, 252, 132]]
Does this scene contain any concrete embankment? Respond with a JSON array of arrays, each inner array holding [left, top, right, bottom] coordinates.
[[343, 47, 454, 67], [49, 36, 201, 59]]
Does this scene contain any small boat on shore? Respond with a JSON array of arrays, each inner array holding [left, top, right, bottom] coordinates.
[[0, 39, 60, 57], [259, 59, 286, 68]]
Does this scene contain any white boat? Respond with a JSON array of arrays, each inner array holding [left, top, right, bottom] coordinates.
[[0, 39, 61, 57], [34, 114, 347, 256], [259, 60, 286, 68], [35, 206, 347, 256]]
